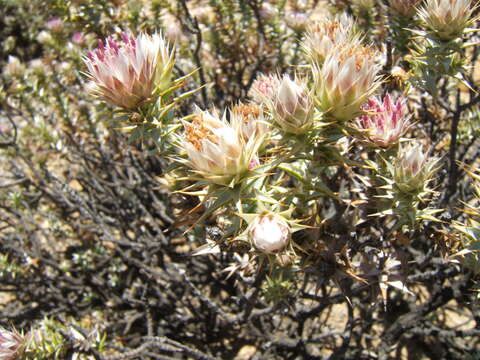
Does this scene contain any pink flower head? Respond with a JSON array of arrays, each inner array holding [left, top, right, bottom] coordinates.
[[83, 32, 174, 110], [355, 94, 411, 148], [0, 327, 25, 360], [46, 17, 63, 32], [71, 32, 85, 46]]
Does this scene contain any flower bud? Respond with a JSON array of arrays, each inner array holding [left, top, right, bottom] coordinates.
[[37, 30, 53, 45], [0, 327, 26, 360], [418, 0, 476, 40], [274, 75, 314, 134], [394, 142, 440, 194], [354, 93, 411, 148], [251, 74, 314, 134], [83, 32, 174, 110], [249, 74, 281, 104], [29, 59, 46, 74], [249, 213, 291, 254]]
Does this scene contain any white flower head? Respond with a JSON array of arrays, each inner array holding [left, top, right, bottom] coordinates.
[[251, 74, 314, 134], [182, 107, 263, 186], [314, 43, 382, 122], [418, 0, 477, 40]]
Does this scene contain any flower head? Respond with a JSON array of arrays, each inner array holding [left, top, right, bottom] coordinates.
[[83, 32, 174, 110], [394, 142, 440, 194], [0, 327, 25, 360], [354, 94, 411, 148], [182, 108, 263, 185], [304, 13, 358, 65], [418, 0, 477, 40], [249, 213, 291, 254], [251, 74, 314, 134], [313, 43, 381, 121]]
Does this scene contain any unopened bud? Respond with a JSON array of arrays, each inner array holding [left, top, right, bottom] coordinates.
[[37, 30, 53, 44], [249, 214, 291, 254], [71, 32, 85, 46], [274, 75, 314, 134], [394, 142, 439, 194]]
